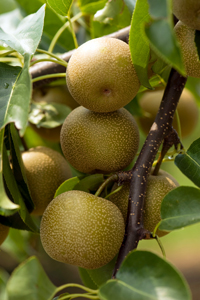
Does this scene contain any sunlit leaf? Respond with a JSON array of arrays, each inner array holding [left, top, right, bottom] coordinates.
[[175, 138, 200, 187], [47, 0, 72, 16], [159, 186, 200, 231], [0, 5, 45, 55], [54, 176, 82, 197], [99, 251, 191, 300]]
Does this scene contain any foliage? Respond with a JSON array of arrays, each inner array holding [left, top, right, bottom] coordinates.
[[0, 0, 200, 299]]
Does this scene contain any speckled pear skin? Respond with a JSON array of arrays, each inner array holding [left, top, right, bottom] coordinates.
[[60, 106, 140, 174], [110, 169, 179, 237], [172, 0, 200, 30], [40, 190, 125, 269], [22, 146, 72, 216], [66, 37, 140, 112], [0, 223, 9, 246], [175, 21, 200, 78]]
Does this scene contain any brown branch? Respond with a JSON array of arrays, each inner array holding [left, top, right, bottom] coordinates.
[[30, 26, 130, 89], [112, 68, 187, 277]]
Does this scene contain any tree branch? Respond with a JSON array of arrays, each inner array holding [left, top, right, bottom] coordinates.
[[30, 26, 130, 89], [112, 68, 187, 277]]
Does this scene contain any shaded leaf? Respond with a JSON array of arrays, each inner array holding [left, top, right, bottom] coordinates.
[[0, 5, 45, 55], [148, 0, 168, 18], [6, 256, 57, 300], [0, 54, 31, 135], [81, 0, 107, 15], [129, 0, 151, 88], [0, 128, 19, 216], [74, 174, 104, 192], [175, 138, 200, 188], [99, 250, 191, 300], [159, 186, 200, 231], [79, 268, 98, 290], [145, 19, 185, 75], [29, 102, 71, 128], [47, 0, 72, 16]]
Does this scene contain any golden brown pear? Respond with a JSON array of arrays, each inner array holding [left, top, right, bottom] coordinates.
[[172, 0, 200, 30], [22, 146, 71, 216], [40, 190, 125, 269], [174, 21, 200, 78], [138, 88, 198, 138], [66, 37, 140, 112], [60, 106, 140, 174], [109, 169, 179, 237]]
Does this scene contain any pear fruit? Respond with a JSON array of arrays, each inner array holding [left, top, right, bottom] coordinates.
[[138, 88, 198, 138], [109, 169, 179, 237], [31, 85, 79, 142], [0, 223, 9, 246], [66, 37, 140, 112], [172, 0, 200, 30], [174, 21, 200, 78], [60, 106, 140, 174], [40, 190, 125, 269], [22, 146, 71, 216]]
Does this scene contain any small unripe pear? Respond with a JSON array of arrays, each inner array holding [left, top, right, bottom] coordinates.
[[109, 169, 179, 237], [40, 190, 125, 269], [66, 37, 140, 112], [22, 146, 71, 215], [60, 106, 140, 174]]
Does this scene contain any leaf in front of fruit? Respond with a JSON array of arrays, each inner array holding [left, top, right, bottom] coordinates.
[[159, 186, 200, 232], [74, 174, 104, 193], [47, 0, 72, 16], [148, 0, 168, 19], [54, 176, 82, 197], [0, 128, 19, 216], [3, 143, 39, 233], [99, 250, 191, 300], [6, 256, 57, 300], [145, 19, 185, 76], [29, 102, 71, 128], [175, 138, 200, 188], [0, 54, 31, 135], [9, 124, 34, 212], [83, 255, 117, 288], [0, 4, 45, 55], [129, 0, 151, 89], [79, 268, 98, 290]]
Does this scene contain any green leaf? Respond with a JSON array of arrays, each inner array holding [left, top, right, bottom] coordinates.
[[16, 0, 74, 51], [145, 19, 185, 75], [54, 176, 82, 197], [0, 5, 45, 55], [47, 0, 72, 16], [148, 0, 168, 18], [159, 186, 200, 231], [6, 256, 57, 300], [29, 102, 71, 128], [3, 140, 39, 233], [175, 138, 200, 188], [79, 268, 98, 290], [81, 0, 107, 15], [0, 54, 31, 135], [124, 0, 136, 13], [0, 267, 9, 300], [0, 9, 22, 33], [99, 250, 191, 300], [74, 174, 104, 192], [129, 0, 151, 88], [0, 128, 19, 216]]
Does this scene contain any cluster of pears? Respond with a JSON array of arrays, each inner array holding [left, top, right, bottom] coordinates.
[[138, 88, 198, 138], [172, 1, 200, 78], [40, 37, 142, 269]]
